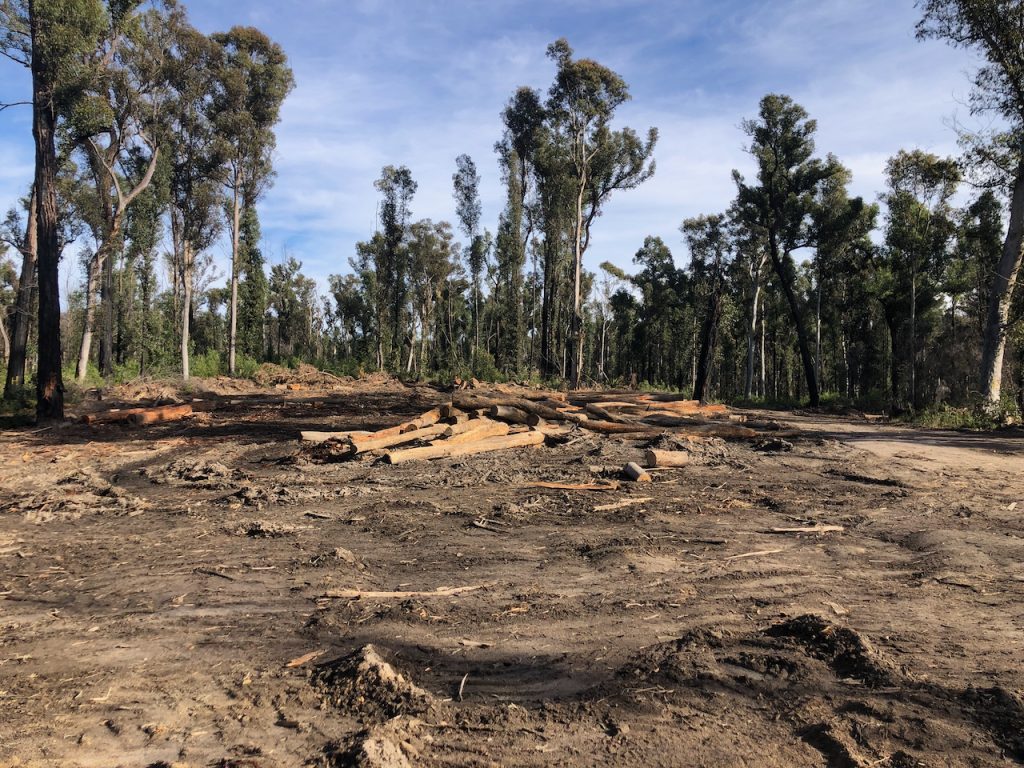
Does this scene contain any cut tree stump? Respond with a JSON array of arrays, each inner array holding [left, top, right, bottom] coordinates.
[[644, 449, 690, 468]]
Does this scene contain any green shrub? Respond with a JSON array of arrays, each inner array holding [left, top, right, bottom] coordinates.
[[190, 349, 223, 378]]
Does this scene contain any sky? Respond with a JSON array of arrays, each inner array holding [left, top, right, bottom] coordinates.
[[0, 0, 986, 296]]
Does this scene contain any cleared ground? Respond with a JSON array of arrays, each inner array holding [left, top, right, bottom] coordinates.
[[1, 379, 1022, 767]]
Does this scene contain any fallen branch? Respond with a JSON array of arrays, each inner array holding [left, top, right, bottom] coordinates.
[[593, 497, 651, 512], [724, 548, 785, 561], [525, 480, 620, 491], [768, 525, 845, 534], [321, 584, 488, 599], [285, 649, 327, 668]]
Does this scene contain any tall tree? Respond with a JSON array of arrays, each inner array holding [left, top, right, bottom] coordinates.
[[1, 187, 36, 398], [682, 214, 732, 402], [734, 94, 844, 407], [13, 0, 107, 419], [374, 165, 416, 370], [544, 38, 657, 387], [452, 154, 483, 370], [210, 25, 293, 375], [918, 0, 1024, 406]]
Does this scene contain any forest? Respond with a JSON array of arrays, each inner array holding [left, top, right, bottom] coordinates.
[[1, 0, 1023, 423]]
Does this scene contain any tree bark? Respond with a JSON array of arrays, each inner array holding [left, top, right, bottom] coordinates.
[[4, 186, 37, 399], [181, 241, 192, 380], [76, 251, 102, 381], [979, 161, 1024, 405], [744, 260, 763, 399], [31, 7, 64, 422], [228, 178, 240, 375], [694, 290, 722, 403], [767, 236, 820, 406]]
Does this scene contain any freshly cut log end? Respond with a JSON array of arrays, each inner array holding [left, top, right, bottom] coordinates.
[[622, 462, 652, 482], [644, 449, 689, 468]]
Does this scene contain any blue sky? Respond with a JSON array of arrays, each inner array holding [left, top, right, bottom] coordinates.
[[0, 0, 983, 295]]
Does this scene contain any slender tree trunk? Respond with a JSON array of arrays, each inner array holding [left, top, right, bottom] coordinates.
[[768, 236, 820, 406], [910, 262, 917, 409], [815, 267, 822, 390], [694, 290, 723, 402], [228, 182, 241, 375], [744, 278, 762, 399], [979, 161, 1024, 405], [76, 252, 103, 382], [569, 180, 586, 388], [97, 240, 116, 377], [760, 309, 767, 398], [181, 241, 192, 381], [0, 307, 9, 363], [4, 187, 38, 399], [31, 15, 64, 422]]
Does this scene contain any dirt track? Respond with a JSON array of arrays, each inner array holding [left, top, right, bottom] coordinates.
[[1, 384, 1022, 767]]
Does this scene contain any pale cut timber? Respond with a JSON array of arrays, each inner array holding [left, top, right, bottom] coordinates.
[[623, 462, 652, 482], [644, 449, 690, 468], [301, 429, 373, 443], [385, 429, 544, 464], [348, 422, 449, 453], [129, 404, 194, 426], [440, 420, 510, 445], [439, 404, 465, 420], [401, 407, 442, 432], [444, 418, 498, 437], [525, 480, 620, 491], [584, 403, 633, 423], [593, 497, 652, 512], [769, 525, 845, 534]]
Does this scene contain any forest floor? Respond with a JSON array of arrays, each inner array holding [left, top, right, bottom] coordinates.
[[1, 376, 1023, 767]]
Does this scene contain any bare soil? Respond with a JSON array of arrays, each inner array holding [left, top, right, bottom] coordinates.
[[1, 381, 1022, 767]]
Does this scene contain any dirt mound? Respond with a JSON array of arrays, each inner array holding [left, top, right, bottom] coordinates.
[[321, 718, 427, 768], [313, 645, 440, 722], [764, 614, 898, 686], [962, 686, 1024, 759], [104, 380, 183, 405], [5, 468, 148, 522], [143, 458, 247, 490]]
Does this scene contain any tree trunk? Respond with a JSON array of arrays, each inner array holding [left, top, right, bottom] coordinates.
[[979, 161, 1024, 405], [31, 12, 64, 422], [76, 251, 102, 382], [768, 237, 820, 406], [181, 241, 192, 380], [228, 182, 241, 375], [4, 186, 37, 399], [98, 237, 115, 377], [744, 277, 762, 399], [569, 181, 586, 389], [694, 291, 722, 402]]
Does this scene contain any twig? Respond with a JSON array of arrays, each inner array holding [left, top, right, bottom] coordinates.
[[285, 649, 327, 668], [321, 584, 488, 600], [457, 672, 469, 701], [194, 567, 235, 581], [724, 548, 785, 561], [593, 497, 651, 512]]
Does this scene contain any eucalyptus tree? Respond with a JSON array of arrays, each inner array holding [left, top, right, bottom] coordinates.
[[374, 165, 417, 370], [881, 149, 959, 407], [918, 0, 1024, 406], [164, 19, 223, 380], [210, 25, 293, 375], [2, 0, 109, 419], [683, 214, 733, 402], [1, 187, 35, 398], [72, 0, 171, 381], [494, 88, 544, 373], [452, 154, 483, 368], [733, 94, 844, 407], [406, 219, 457, 373], [544, 38, 657, 388]]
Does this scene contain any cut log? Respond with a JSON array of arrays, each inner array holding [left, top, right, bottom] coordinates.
[[584, 403, 634, 423], [301, 429, 373, 443], [385, 429, 544, 464], [440, 420, 510, 445], [622, 462, 652, 482], [644, 449, 690, 468], [525, 480, 620, 491], [439, 404, 465, 420], [129, 404, 194, 426], [488, 405, 532, 424], [348, 422, 449, 454], [401, 407, 442, 432]]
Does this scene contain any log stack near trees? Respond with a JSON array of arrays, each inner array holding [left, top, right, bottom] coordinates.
[[299, 385, 797, 467]]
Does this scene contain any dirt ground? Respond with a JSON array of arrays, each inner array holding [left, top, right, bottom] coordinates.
[[1, 379, 1022, 767]]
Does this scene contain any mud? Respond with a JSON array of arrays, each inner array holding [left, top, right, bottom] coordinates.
[[0, 383, 1022, 766]]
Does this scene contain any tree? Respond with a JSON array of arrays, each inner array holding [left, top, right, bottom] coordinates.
[[452, 154, 483, 370], [682, 214, 733, 402], [881, 149, 959, 408], [734, 94, 844, 407], [2, 0, 107, 420], [918, 0, 1024, 406], [544, 38, 657, 388], [165, 19, 222, 381], [374, 165, 417, 370], [236, 204, 268, 359], [1, 187, 36, 398], [210, 25, 293, 375]]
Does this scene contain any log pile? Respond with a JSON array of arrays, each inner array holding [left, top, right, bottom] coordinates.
[[301, 386, 797, 465]]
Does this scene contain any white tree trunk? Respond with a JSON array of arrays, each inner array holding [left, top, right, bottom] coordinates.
[[980, 163, 1024, 405], [228, 181, 241, 375], [76, 253, 102, 382], [181, 241, 192, 381]]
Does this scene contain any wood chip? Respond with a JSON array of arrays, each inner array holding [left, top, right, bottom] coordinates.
[[285, 649, 327, 668]]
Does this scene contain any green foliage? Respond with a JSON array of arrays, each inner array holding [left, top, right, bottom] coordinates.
[[190, 348, 223, 378]]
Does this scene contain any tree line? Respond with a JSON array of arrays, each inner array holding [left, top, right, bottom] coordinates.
[[1, 0, 1023, 422]]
